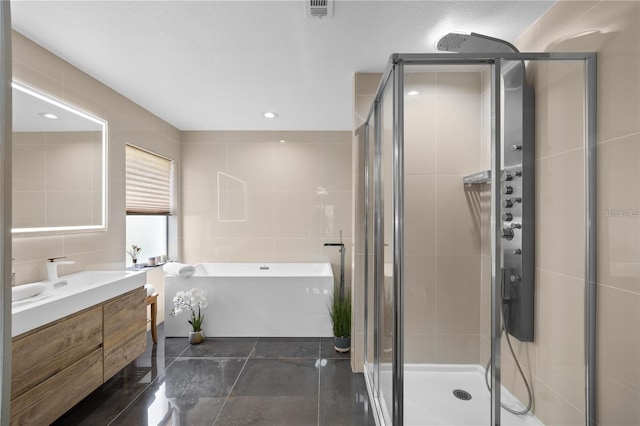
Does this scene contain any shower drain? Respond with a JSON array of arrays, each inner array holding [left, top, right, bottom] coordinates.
[[453, 389, 472, 401]]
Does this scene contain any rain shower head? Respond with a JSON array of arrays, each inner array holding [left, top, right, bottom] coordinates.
[[436, 32, 519, 53]]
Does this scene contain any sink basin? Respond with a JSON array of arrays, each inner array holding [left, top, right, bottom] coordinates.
[[12, 282, 47, 301], [12, 270, 146, 337]]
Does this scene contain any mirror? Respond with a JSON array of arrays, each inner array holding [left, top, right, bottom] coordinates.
[[12, 82, 107, 234]]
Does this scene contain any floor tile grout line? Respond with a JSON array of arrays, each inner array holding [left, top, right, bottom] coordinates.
[[212, 338, 259, 426], [107, 354, 182, 426]]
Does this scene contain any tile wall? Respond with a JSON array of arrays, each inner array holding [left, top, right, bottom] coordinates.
[[514, 1, 640, 425], [12, 131, 102, 229], [180, 130, 353, 287]]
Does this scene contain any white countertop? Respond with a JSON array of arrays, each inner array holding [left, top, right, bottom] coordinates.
[[12, 270, 147, 337]]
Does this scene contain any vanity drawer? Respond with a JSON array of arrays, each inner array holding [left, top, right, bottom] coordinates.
[[11, 306, 103, 398], [10, 347, 103, 425]]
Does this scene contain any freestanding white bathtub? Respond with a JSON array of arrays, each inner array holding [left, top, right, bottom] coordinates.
[[164, 262, 334, 337]]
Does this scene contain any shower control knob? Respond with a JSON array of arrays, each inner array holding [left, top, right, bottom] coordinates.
[[502, 212, 513, 221], [502, 227, 514, 240], [510, 222, 522, 229], [501, 172, 513, 182], [510, 275, 522, 283], [512, 249, 522, 255], [502, 197, 521, 208], [503, 185, 513, 195], [512, 144, 523, 151]]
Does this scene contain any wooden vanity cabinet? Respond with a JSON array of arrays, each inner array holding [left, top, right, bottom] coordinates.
[[103, 287, 147, 380], [10, 287, 147, 425]]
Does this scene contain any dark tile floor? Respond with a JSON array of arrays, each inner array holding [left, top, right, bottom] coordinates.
[[54, 325, 376, 426]]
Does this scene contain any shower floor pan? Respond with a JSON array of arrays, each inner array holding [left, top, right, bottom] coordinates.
[[378, 364, 543, 426]]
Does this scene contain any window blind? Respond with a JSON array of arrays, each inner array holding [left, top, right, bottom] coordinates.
[[126, 145, 174, 215]]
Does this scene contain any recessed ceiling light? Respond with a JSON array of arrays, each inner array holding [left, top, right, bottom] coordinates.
[[279, 139, 286, 143], [263, 112, 279, 119], [407, 90, 419, 96], [39, 112, 59, 120]]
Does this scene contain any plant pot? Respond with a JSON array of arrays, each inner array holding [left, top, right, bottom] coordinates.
[[189, 330, 205, 345], [334, 336, 350, 353]]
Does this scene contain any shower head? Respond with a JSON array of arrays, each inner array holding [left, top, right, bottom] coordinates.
[[436, 32, 519, 53]]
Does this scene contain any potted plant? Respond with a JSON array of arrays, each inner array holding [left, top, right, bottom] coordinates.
[[170, 288, 208, 344], [127, 244, 142, 268], [328, 285, 351, 353]]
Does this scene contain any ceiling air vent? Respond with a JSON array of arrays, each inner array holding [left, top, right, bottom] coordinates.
[[305, 0, 334, 19]]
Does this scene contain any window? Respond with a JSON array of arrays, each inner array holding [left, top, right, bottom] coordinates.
[[125, 145, 174, 266]]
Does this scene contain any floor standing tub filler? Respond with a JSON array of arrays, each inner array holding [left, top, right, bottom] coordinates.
[[164, 263, 334, 337]]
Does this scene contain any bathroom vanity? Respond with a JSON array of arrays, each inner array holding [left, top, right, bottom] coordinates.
[[10, 271, 147, 425]]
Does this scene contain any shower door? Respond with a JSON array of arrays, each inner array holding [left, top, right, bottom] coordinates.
[[362, 52, 596, 426]]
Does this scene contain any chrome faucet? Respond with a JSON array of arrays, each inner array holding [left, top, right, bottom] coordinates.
[[46, 257, 75, 282], [324, 230, 346, 299]]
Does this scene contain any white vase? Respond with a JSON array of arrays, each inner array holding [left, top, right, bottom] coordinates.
[[189, 330, 205, 345]]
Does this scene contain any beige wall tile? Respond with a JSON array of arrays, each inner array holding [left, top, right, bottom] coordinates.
[[355, 95, 375, 127], [405, 332, 436, 363], [321, 143, 352, 192], [182, 130, 227, 144], [12, 32, 65, 84], [274, 131, 321, 144], [536, 60, 585, 158], [404, 95, 436, 176], [227, 191, 274, 239], [355, 73, 382, 97], [12, 144, 45, 191], [535, 379, 585, 426], [536, 149, 585, 279], [226, 238, 275, 262], [181, 143, 227, 192], [227, 142, 275, 192], [480, 254, 491, 341], [273, 238, 321, 262], [568, 1, 639, 143], [597, 135, 640, 293], [437, 72, 481, 96], [321, 191, 352, 239], [404, 175, 436, 256], [11, 192, 45, 229], [480, 67, 492, 171], [322, 131, 351, 144], [436, 176, 482, 256], [436, 95, 482, 175], [273, 191, 322, 238], [435, 255, 481, 335], [597, 284, 640, 426], [181, 190, 228, 238], [535, 1, 598, 53], [182, 238, 228, 264], [434, 334, 480, 364], [536, 270, 585, 411], [274, 142, 322, 191], [405, 255, 436, 337]]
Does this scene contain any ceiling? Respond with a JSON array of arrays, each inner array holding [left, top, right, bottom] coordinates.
[[10, 0, 554, 131]]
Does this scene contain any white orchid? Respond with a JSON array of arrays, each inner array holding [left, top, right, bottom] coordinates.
[[170, 288, 207, 332]]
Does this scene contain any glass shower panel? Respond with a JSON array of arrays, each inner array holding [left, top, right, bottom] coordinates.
[[497, 58, 588, 425], [376, 71, 395, 425], [402, 64, 490, 426], [364, 107, 377, 400], [362, 53, 595, 426]]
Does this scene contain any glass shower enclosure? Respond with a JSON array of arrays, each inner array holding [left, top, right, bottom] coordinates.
[[361, 52, 596, 425]]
